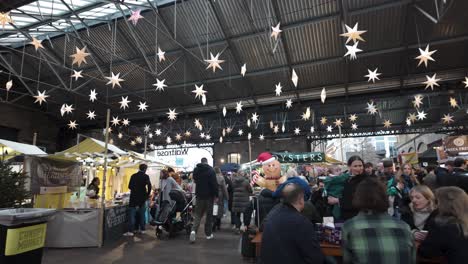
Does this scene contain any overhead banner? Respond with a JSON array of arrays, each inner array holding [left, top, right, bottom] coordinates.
[[444, 135, 468, 155], [25, 156, 82, 195], [272, 152, 325, 163], [399, 152, 419, 165], [150, 146, 213, 171]]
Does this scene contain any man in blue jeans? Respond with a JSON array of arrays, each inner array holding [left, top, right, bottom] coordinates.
[[124, 164, 152, 236]]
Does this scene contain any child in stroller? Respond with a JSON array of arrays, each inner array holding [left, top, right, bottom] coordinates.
[[153, 189, 194, 238]]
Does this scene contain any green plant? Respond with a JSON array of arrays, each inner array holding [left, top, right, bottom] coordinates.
[[0, 161, 31, 208]]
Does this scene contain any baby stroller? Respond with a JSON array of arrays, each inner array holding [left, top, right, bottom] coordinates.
[[154, 190, 195, 239]]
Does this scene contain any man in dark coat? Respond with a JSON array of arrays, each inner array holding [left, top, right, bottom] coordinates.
[[261, 183, 324, 264], [190, 157, 218, 243], [440, 158, 468, 192], [124, 164, 151, 236]]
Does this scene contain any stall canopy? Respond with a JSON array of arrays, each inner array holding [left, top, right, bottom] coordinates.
[[56, 138, 127, 156], [0, 139, 47, 159]]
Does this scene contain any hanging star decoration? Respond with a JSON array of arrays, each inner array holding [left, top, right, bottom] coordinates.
[[119, 96, 131, 110], [222, 106, 227, 117], [33, 90, 49, 105], [326, 126, 333, 132], [128, 9, 144, 26], [68, 120, 78, 130], [222, 129, 226, 137], [273, 125, 279, 134], [71, 70, 83, 81], [321, 88, 326, 103], [294, 128, 301, 135], [89, 89, 97, 102], [111, 116, 121, 126], [175, 134, 182, 141], [130, 140, 136, 146], [344, 42, 362, 60], [205, 52, 225, 73], [247, 119, 251, 127], [149, 143, 155, 149], [366, 101, 378, 115], [157, 47, 166, 62], [200, 132, 206, 139], [415, 45, 437, 67], [6, 80, 12, 91], [340, 22, 366, 44], [285, 99, 293, 109], [144, 125, 151, 133], [138, 101, 148, 111], [271, 22, 282, 40], [259, 134, 265, 141], [349, 114, 358, 122], [282, 124, 286, 133], [383, 120, 392, 129], [185, 130, 191, 137], [148, 133, 153, 139], [70, 46, 90, 67], [417, 110, 427, 120], [0, 12, 13, 29], [408, 113, 417, 123], [351, 123, 358, 130], [63, 104, 74, 115], [441, 113, 454, 124], [136, 136, 143, 144], [153, 78, 167, 92], [155, 129, 162, 136], [302, 107, 311, 121], [104, 127, 112, 134], [167, 109, 178, 121], [236, 101, 243, 114], [118, 133, 123, 139], [423, 73, 440, 90], [106, 72, 124, 88], [241, 63, 247, 77], [247, 133, 251, 140], [194, 119, 203, 130], [251, 113, 259, 123], [291, 69, 299, 87], [413, 95, 424, 108], [406, 118, 412, 126], [275, 83, 283, 96], [449, 97, 459, 108], [201, 94, 207, 105], [463, 77, 468, 88], [86, 111, 96, 120], [192, 84, 207, 99], [30, 37, 44, 51], [365, 68, 381, 83], [219, 136, 223, 143], [320, 117, 327, 125], [238, 129, 243, 136], [334, 119, 343, 127], [122, 118, 130, 126], [310, 127, 315, 133], [270, 121, 274, 129]]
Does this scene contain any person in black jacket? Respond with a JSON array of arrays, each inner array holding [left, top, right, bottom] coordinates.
[[419, 186, 468, 264], [261, 183, 324, 264], [124, 164, 152, 236], [190, 158, 218, 243], [243, 188, 279, 229]]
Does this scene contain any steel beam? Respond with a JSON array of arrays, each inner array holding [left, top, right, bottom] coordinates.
[[0, 55, 35, 96]]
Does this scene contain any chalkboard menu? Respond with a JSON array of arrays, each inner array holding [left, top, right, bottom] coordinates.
[[103, 205, 128, 243]]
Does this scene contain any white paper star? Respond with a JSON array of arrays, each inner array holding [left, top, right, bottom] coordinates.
[[285, 99, 293, 109], [128, 9, 143, 26], [415, 45, 436, 67], [413, 95, 424, 108], [68, 120, 78, 130], [383, 120, 392, 129], [167, 109, 178, 121], [89, 89, 97, 102], [321, 88, 326, 103], [302, 107, 311, 121], [175, 133, 182, 141], [247, 133, 251, 140], [105, 72, 124, 88], [33, 90, 49, 105], [423, 74, 440, 90], [226, 127, 232, 134], [344, 42, 362, 60], [138, 101, 148, 111], [463, 77, 468, 88], [259, 134, 264, 140], [247, 119, 251, 127], [70, 46, 90, 67], [205, 134, 211, 141], [351, 123, 358, 130], [86, 110, 96, 120], [6, 80, 12, 91], [241, 63, 247, 77], [366, 102, 378, 115], [275, 82, 283, 96], [136, 136, 143, 144], [406, 118, 412, 126], [310, 127, 315, 133], [155, 129, 162, 136], [365, 68, 381, 83], [222, 106, 227, 117], [441, 113, 454, 124], [334, 119, 343, 127], [219, 136, 223, 143], [157, 47, 166, 62], [63, 104, 74, 115], [417, 110, 427, 120], [326, 126, 333, 132], [111, 116, 120, 126], [340, 23, 366, 44], [294, 127, 301, 135], [122, 118, 130, 126], [30, 37, 44, 51], [271, 22, 282, 40], [71, 70, 83, 81], [194, 119, 202, 130], [349, 114, 358, 122], [192, 84, 206, 99], [408, 113, 417, 123], [185, 130, 191, 137], [200, 132, 206, 139], [320, 117, 327, 125], [148, 133, 153, 139], [282, 124, 286, 133], [129, 140, 136, 146], [251, 113, 259, 123], [205, 52, 225, 73], [153, 78, 167, 92], [143, 124, 151, 133], [449, 97, 459, 108], [118, 133, 123, 139], [236, 101, 243, 114], [119, 96, 131, 110], [149, 143, 155, 149], [273, 125, 279, 134], [238, 129, 243, 136], [291, 69, 299, 87]]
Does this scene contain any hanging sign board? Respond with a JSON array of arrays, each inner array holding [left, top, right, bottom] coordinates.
[[399, 152, 419, 165], [272, 152, 325, 163], [444, 135, 468, 155]]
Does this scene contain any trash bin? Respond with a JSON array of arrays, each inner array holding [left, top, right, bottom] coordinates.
[[0, 208, 56, 264]]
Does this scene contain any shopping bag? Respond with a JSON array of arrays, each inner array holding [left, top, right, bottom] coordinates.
[[213, 204, 219, 216]]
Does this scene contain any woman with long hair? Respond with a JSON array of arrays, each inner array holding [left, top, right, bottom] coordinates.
[[419, 186, 468, 263], [401, 185, 437, 240], [397, 163, 420, 192], [213, 167, 228, 231], [86, 177, 100, 199]]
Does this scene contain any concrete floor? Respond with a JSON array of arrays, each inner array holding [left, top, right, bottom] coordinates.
[[42, 220, 251, 264]]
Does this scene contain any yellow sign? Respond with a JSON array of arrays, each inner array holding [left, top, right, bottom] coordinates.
[[401, 152, 419, 165], [5, 223, 47, 256]]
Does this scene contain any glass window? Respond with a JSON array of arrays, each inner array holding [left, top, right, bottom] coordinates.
[[376, 142, 385, 151], [227, 153, 241, 164]]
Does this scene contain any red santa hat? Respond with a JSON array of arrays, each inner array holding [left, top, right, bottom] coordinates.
[[257, 152, 276, 165]]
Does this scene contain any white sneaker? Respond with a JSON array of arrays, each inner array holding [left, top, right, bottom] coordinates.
[[206, 234, 214, 240], [190, 231, 196, 243], [123, 232, 134, 237]]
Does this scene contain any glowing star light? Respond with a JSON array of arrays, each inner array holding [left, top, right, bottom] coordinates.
[[122, 118, 130, 126], [449, 97, 459, 108], [408, 113, 417, 122], [366, 102, 378, 115], [417, 110, 427, 120], [340, 23, 366, 44], [291, 69, 298, 87], [138, 101, 148, 111], [0, 12, 13, 29], [222, 106, 227, 117], [157, 47, 166, 62], [326, 126, 333, 132], [247, 133, 251, 140], [423, 74, 440, 90], [144, 125, 151, 133], [285, 99, 293, 109], [273, 125, 279, 134], [219, 137, 223, 143], [153, 78, 167, 92], [68, 120, 78, 130], [351, 123, 358, 130], [415, 45, 436, 67], [155, 129, 162, 136], [441, 113, 454, 124], [118, 133, 123, 139], [130, 140, 136, 146], [6, 80, 12, 91], [70, 46, 90, 67], [33, 90, 49, 105], [271, 22, 282, 40], [321, 88, 326, 103], [334, 119, 343, 127], [259, 134, 265, 141], [294, 128, 301, 135], [192, 84, 206, 99], [63, 104, 74, 115], [86, 111, 96, 120], [89, 89, 97, 102], [463, 77, 468, 88], [275, 83, 283, 96], [185, 131, 191, 137], [251, 113, 259, 123], [310, 127, 315, 133], [238, 129, 243, 136], [236, 101, 243, 114], [241, 63, 247, 77], [344, 42, 362, 60], [105, 72, 124, 88], [136, 136, 143, 144], [383, 120, 392, 129], [413, 95, 424, 108], [30, 37, 44, 51], [349, 114, 357, 122], [167, 109, 178, 121], [320, 117, 327, 125], [128, 9, 143, 26], [111, 116, 120, 126], [204, 52, 225, 73], [71, 70, 83, 81], [365, 68, 381, 83], [119, 96, 131, 110], [175, 134, 182, 141]]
